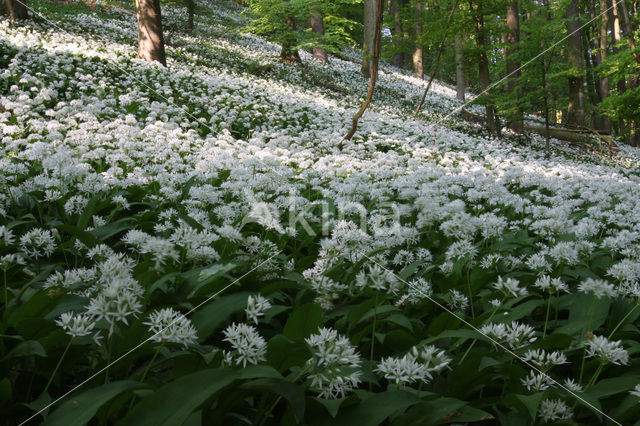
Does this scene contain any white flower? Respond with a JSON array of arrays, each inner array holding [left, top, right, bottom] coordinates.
[[305, 328, 362, 399], [480, 321, 536, 349], [563, 378, 583, 393], [222, 322, 267, 367], [534, 275, 569, 294], [20, 228, 56, 258], [376, 344, 450, 386], [521, 370, 553, 392], [245, 294, 272, 324], [585, 335, 629, 365], [578, 278, 617, 298], [0, 225, 15, 246], [538, 399, 573, 423], [630, 384, 640, 398], [144, 308, 198, 347], [55, 312, 96, 337], [522, 349, 568, 369], [493, 276, 528, 298], [448, 289, 469, 314]]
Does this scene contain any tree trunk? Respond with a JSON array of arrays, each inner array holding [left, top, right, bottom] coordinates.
[[362, 0, 377, 76], [413, 1, 423, 78], [506, 0, 523, 133], [455, 35, 465, 100], [280, 15, 301, 64], [1, 0, 28, 24], [565, 0, 585, 128], [311, 9, 328, 63], [474, 1, 496, 134], [344, 0, 384, 141], [186, 0, 194, 32], [619, 0, 640, 64], [599, 0, 611, 132], [611, 0, 626, 102], [136, 0, 167, 66], [391, 0, 404, 67]]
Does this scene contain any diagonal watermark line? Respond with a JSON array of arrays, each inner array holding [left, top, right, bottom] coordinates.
[[360, 252, 622, 425], [415, 1, 623, 136], [19, 251, 281, 425]]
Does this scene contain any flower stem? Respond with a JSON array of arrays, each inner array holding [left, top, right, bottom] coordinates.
[[542, 296, 552, 338], [608, 303, 639, 339], [43, 337, 73, 395]]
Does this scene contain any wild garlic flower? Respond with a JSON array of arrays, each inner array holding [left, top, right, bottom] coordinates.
[[578, 278, 617, 299], [563, 378, 583, 393], [122, 230, 179, 270], [630, 384, 640, 398], [585, 335, 629, 365], [534, 275, 569, 294], [538, 399, 573, 423], [523, 349, 568, 370], [376, 344, 450, 386], [448, 289, 469, 314], [144, 308, 198, 347], [400, 277, 433, 304], [222, 322, 267, 368], [20, 228, 56, 258], [521, 370, 554, 392], [305, 328, 362, 399], [0, 225, 15, 246], [245, 294, 272, 324], [55, 312, 96, 337], [480, 321, 536, 349], [493, 276, 528, 298]]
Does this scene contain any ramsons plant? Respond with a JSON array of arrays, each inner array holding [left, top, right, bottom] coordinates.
[[1, 0, 640, 425]]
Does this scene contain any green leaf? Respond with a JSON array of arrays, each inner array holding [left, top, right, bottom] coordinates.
[[1, 340, 47, 361], [507, 393, 543, 424], [283, 303, 323, 341], [0, 378, 12, 407], [588, 375, 639, 398], [56, 224, 99, 248], [240, 378, 305, 421], [334, 390, 422, 426], [313, 396, 348, 418], [392, 397, 475, 425], [118, 369, 238, 425], [190, 292, 250, 338], [266, 334, 312, 371], [44, 381, 146, 426]]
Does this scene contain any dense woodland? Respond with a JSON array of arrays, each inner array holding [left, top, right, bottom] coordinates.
[[2, 0, 640, 425]]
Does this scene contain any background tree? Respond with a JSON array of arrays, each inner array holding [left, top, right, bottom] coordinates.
[[136, 0, 167, 66], [0, 0, 28, 24]]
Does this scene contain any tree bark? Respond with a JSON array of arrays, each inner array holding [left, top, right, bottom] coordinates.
[[186, 0, 194, 32], [1, 0, 28, 24], [391, 0, 405, 67], [473, 0, 496, 134], [280, 14, 301, 64], [412, 1, 423, 78], [455, 35, 465, 100], [619, 0, 640, 64], [344, 0, 384, 141], [311, 9, 328, 63], [599, 0, 611, 131], [136, 0, 167, 66], [565, 0, 585, 128], [506, 0, 523, 133], [362, 0, 377, 76]]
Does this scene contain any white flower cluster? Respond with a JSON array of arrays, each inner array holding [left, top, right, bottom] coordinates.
[[376, 344, 450, 386], [245, 294, 272, 324], [480, 321, 537, 349], [304, 328, 362, 399], [538, 399, 573, 423], [144, 308, 198, 347], [222, 322, 267, 367], [585, 335, 629, 365]]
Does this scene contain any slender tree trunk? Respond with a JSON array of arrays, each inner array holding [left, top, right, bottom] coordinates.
[[391, 0, 405, 67], [311, 9, 328, 63], [599, 0, 611, 131], [474, 1, 496, 134], [362, 0, 377, 76], [1, 0, 28, 24], [136, 0, 167, 66], [566, 0, 585, 128], [620, 0, 640, 64], [413, 1, 423, 78], [186, 0, 194, 32], [455, 35, 465, 101], [506, 0, 523, 133], [344, 0, 384, 142]]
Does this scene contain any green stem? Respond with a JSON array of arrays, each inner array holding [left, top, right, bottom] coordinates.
[[542, 296, 551, 338], [467, 268, 475, 318], [43, 337, 73, 395], [369, 292, 379, 392], [584, 363, 604, 391], [608, 303, 639, 339], [128, 344, 163, 410], [3, 268, 7, 307]]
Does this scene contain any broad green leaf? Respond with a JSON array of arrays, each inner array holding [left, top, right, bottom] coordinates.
[[240, 378, 305, 421], [333, 390, 422, 426], [588, 375, 639, 398], [0, 378, 12, 406], [118, 369, 238, 425], [44, 381, 146, 426], [283, 303, 323, 341], [190, 292, 249, 338], [1, 340, 46, 361]]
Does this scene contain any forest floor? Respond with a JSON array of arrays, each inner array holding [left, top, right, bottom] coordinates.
[[1, 1, 640, 425]]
